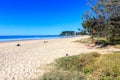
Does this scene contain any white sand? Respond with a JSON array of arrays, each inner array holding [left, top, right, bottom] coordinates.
[[0, 36, 119, 80]]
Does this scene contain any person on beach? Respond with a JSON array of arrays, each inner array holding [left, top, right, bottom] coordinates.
[[16, 42, 21, 46], [44, 40, 48, 43]]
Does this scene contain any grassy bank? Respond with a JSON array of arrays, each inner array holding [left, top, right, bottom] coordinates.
[[75, 37, 120, 44], [39, 52, 120, 80]]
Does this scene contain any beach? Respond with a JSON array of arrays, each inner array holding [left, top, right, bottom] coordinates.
[[0, 36, 119, 80]]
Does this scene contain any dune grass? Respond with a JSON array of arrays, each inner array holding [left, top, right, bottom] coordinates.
[[114, 45, 120, 49], [39, 52, 120, 80], [74, 37, 92, 43], [75, 37, 120, 45], [40, 70, 86, 80]]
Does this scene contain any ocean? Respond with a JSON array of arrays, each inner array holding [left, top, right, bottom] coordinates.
[[0, 35, 71, 42]]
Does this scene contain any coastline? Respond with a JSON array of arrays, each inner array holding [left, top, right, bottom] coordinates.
[[0, 35, 74, 43], [0, 35, 119, 80]]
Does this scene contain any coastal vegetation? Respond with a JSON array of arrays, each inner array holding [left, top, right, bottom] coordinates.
[[39, 52, 120, 80], [81, 0, 120, 46]]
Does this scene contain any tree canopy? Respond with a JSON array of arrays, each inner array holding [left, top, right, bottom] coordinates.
[[82, 0, 120, 41]]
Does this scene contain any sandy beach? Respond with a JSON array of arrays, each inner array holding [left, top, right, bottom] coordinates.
[[0, 36, 119, 80]]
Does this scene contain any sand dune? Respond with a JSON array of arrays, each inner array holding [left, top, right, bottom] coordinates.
[[0, 36, 119, 80]]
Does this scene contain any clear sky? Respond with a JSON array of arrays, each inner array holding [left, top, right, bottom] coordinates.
[[0, 0, 89, 35]]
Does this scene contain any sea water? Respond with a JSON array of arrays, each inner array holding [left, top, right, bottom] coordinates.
[[0, 35, 72, 42]]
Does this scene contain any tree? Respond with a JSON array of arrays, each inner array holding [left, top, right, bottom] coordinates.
[[82, 0, 120, 41]]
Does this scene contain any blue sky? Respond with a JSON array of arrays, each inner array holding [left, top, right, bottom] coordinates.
[[0, 0, 89, 35]]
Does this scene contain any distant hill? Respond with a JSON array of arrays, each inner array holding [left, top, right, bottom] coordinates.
[[60, 31, 75, 36], [60, 30, 88, 36]]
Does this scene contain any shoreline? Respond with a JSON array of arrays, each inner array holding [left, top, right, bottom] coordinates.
[[0, 35, 75, 43]]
